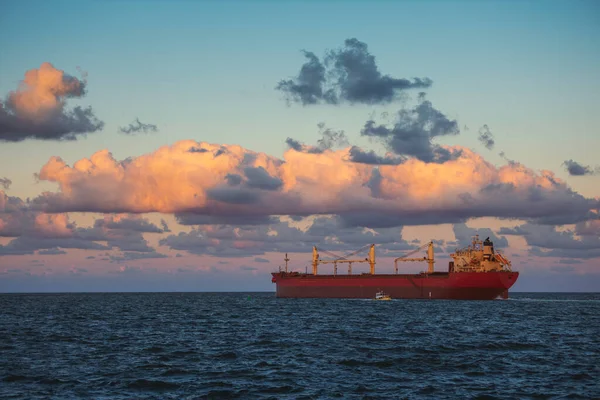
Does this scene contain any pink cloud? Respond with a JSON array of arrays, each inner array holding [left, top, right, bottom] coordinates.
[[31, 140, 594, 226]]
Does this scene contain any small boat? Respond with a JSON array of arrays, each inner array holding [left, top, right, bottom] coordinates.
[[374, 290, 391, 300]]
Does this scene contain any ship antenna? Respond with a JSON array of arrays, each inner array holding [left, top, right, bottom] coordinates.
[[284, 253, 290, 273]]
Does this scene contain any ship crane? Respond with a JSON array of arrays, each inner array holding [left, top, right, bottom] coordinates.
[[394, 241, 435, 274], [312, 244, 376, 275]]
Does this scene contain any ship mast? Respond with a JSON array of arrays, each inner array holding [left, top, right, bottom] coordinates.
[[394, 241, 435, 274], [284, 253, 289, 273], [312, 244, 376, 275]]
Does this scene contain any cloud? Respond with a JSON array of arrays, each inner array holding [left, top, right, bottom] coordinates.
[[0, 178, 11, 190], [452, 224, 509, 248], [118, 118, 158, 135], [27, 140, 597, 228], [562, 160, 598, 176], [0, 62, 103, 141], [575, 219, 600, 236], [240, 265, 258, 271], [93, 214, 169, 233], [108, 251, 168, 262], [477, 124, 495, 150], [0, 211, 166, 255], [347, 146, 405, 165], [254, 257, 269, 263], [37, 247, 67, 255], [500, 222, 600, 259], [243, 167, 283, 191], [159, 216, 413, 258], [285, 123, 349, 154], [360, 95, 461, 163], [276, 38, 432, 105], [175, 214, 279, 226]]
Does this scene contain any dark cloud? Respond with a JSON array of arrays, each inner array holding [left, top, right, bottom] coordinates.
[[254, 257, 269, 263], [94, 216, 169, 233], [360, 95, 461, 163], [240, 266, 258, 271], [316, 123, 349, 150], [225, 174, 243, 186], [206, 187, 261, 205], [339, 211, 466, 228], [477, 124, 495, 150], [244, 167, 283, 191], [276, 51, 331, 105], [175, 213, 279, 226], [286, 123, 349, 154], [118, 118, 158, 135], [0, 62, 103, 142], [276, 38, 432, 105], [562, 160, 597, 176], [0, 178, 11, 190], [188, 146, 209, 153], [347, 146, 405, 165], [0, 103, 104, 142]]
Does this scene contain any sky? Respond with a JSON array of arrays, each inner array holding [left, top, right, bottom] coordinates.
[[1, 0, 599, 292]]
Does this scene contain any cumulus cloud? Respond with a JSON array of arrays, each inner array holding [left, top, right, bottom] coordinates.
[[276, 38, 432, 105], [27, 140, 597, 228], [360, 95, 461, 163], [562, 160, 598, 176], [118, 118, 158, 135], [0, 62, 103, 141], [477, 124, 495, 150]]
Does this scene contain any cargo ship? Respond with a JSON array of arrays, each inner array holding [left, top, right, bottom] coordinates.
[[271, 235, 518, 300]]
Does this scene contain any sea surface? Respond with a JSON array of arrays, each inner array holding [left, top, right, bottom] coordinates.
[[0, 292, 598, 400]]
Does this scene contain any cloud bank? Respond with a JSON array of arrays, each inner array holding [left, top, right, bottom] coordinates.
[[23, 139, 595, 229]]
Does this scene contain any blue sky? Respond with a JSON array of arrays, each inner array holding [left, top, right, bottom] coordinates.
[[0, 0, 599, 292]]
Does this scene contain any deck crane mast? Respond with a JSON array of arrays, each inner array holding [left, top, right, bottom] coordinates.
[[312, 244, 376, 275], [394, 241, 435, 274]]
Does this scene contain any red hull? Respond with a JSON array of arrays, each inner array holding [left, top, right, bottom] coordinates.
[[271, 271, 519, 300]]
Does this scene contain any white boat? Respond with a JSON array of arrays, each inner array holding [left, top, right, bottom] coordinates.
[[374, 290, 391, 300]]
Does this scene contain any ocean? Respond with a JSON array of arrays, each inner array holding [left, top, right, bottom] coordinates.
[[1, 292, 598, 399]]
